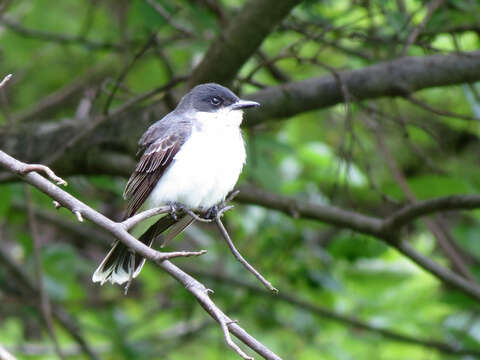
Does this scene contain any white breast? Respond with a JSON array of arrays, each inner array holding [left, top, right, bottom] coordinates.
[[147, 109, 246, 210]]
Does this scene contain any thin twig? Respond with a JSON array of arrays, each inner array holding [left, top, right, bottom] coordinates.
[[19, 164, 67, 186], [73, 210, 84, 222], [405, 94, 479, 121], [0, 74, 12, 89], [103, 32, 158, 114], [25, 186, 65, 360], [0, 16, 129, 51], [145, 0, 193, 37], [383, 195, 480, 230], [373, 122, 476, 281], [0, 345, 16, 360], [121, 206, 170, 230], [11, 67, 108, 123], [400, 0, 443, 56], [215, 217, 278, 293], [153, 250, 208, 262]]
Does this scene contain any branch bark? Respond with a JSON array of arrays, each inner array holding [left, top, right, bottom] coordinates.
[[244, 51, 480, 126], [235, 185, 480, 302]]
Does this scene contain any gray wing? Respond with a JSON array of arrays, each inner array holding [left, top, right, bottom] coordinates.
[[123, 114, 191, 218]]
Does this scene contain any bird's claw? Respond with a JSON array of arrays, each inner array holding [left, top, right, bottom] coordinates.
[[169, 202, 181, 221], [205, 205, 219, 220]]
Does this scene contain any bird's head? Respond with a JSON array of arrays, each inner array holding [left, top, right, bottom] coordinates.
[[178, 83, 260, 127]]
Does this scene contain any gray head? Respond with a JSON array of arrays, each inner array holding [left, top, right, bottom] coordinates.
[[177, 83, 260, 113]]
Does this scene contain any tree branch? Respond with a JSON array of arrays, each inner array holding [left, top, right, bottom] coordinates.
[[0, 74, 12, 89], [244, 51, 480, 126], [216, 217, 277, 293], [236, 184, 383, 236], [121, 206, 170, 230], [374, 122, 475, 280], [0, 150, 281, 360], [2, 52, 479, 171], [383, 195, 480, 230], [0, 345, 16, 360], [400, 0, 443, 56], [234, 185, 480, 302]]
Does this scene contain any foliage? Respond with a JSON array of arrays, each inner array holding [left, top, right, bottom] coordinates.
[[1, 0, 480, 359]]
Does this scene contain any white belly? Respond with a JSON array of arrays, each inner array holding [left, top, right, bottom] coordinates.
[[147, 114, 246, 210]]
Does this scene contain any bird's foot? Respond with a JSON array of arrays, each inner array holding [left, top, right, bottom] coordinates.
[[205, 205, 219, 220], [168, 203, 234, 223], [204, 203, 234, 220], [168, 202, 184, 221]]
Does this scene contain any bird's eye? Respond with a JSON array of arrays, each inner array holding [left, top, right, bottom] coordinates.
[[210, 96, 222, 106]]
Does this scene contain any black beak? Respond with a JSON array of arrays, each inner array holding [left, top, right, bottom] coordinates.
[[230, 99, 260, 110]]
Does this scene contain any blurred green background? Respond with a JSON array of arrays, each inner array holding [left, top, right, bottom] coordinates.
[[1, 0, 480, 359]]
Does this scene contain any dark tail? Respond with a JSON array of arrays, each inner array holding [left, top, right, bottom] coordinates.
[[92, 214, 193, 285]]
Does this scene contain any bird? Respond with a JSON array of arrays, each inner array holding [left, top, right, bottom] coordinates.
[[92, 83, 260, 286]]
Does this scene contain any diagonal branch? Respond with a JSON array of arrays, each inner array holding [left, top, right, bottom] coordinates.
[[0, 74, 12, 89], [6, 142, 480, 304], [400, 0, 444, 56], [216, 217, 277, 293], [0, 345, 17, 360], [0, 150, 281, 360]]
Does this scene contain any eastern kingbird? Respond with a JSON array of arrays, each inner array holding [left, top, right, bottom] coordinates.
[[92, 83, 260, 285]]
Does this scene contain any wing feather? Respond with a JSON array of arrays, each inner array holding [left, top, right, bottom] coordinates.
[[123, 120, 190, 219]]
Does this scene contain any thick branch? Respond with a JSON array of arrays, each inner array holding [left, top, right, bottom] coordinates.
[[236, 185, 383, 236], [235, 185, 480, 302], [2, 52, 479, 170], [244, 51, 480, 126]]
